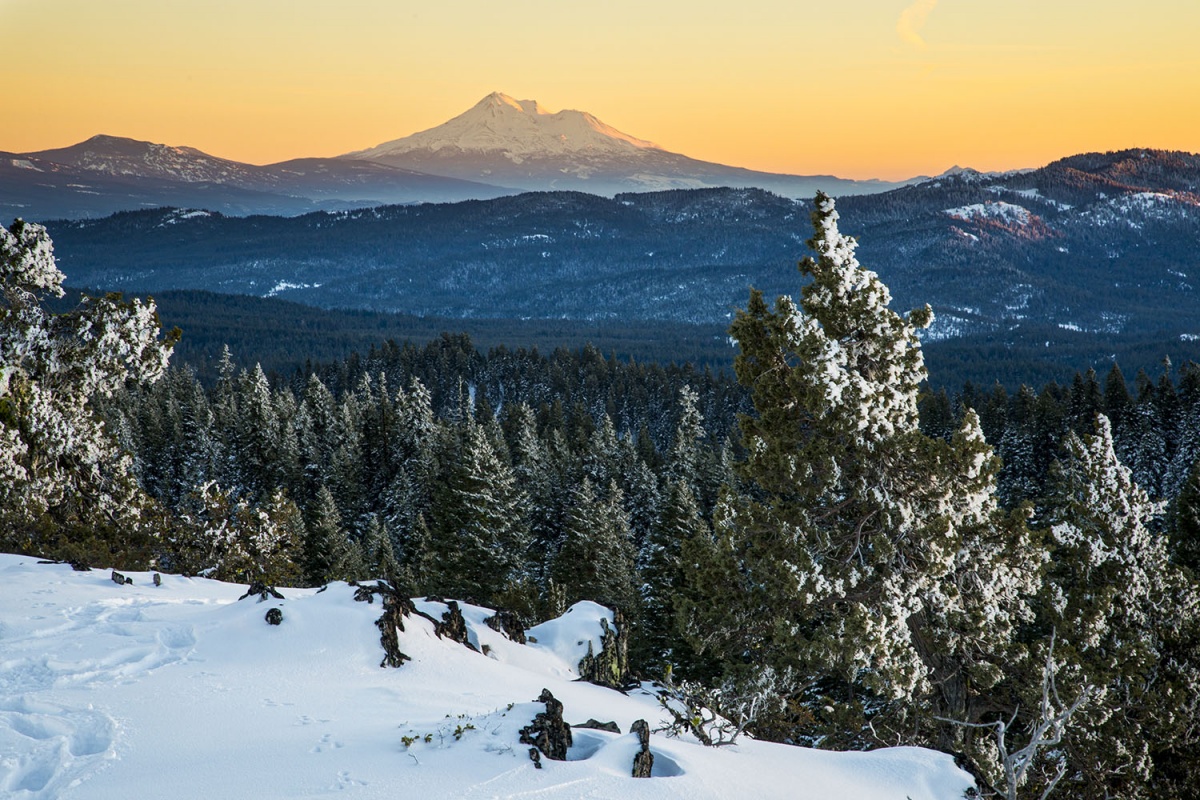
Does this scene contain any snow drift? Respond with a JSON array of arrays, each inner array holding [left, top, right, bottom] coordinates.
[[0, 554, 975, 799]]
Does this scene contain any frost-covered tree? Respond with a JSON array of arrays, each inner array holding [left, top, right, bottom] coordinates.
[[0, 219, 176, 564], [681, 194, 1039, 746], [665, 385, 705, 496], [164, 482, 303, 585], [1039, 415, 1200, 799]]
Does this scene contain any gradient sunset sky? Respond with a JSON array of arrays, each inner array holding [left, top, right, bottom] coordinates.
[[2, 0, 1197, 180]]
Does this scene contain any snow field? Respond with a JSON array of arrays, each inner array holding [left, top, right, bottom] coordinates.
[[0, 554, 975, 799]]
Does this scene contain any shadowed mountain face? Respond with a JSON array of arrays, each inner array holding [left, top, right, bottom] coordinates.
[[342, 92, 915, 197], [2, 136, 514, 221], [42, 149, 1200, 355]]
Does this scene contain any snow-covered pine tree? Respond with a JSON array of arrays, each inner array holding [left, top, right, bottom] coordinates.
[[997, 386, 1040, 507], [362, 513, 401, 583], [1165, 363, 1200, 501], [303, 485, 344, 586], [681, 193, 1039, 746], [639, 478, 709, 675], [0, 219, 176, 565], [430, 414, 529, 604], [1040, 414, 1200, 799], [1171, 455, 1200, 577], [297, 373, 339, 505], [665, 385, 705, 497], [551, 478, 639, 614]]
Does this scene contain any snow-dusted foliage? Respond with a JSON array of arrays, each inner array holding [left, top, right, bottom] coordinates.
[[164, 482, 303, 584], [1039, 414, 1200, 798], [0, 219, 175, 556], [687, 194, 1041, 746]]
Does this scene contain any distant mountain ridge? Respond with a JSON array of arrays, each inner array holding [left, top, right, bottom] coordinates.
[[343, 92, 915, 197], [43, 149, 1200, 365], [2, 135, 512, 221], [2, 93, 917, 221]]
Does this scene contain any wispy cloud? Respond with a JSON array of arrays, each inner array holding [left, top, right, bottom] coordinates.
[[897, 0, 939, 50]]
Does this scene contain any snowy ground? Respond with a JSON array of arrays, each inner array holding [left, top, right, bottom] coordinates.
[[0, 553, 975, 799]]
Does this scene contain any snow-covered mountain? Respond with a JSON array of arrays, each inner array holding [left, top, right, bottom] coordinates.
[[0, 553, 974, 799], [350, 93, 662, 159], [2, 94, 920, 220], [342, 92, 913, 197]]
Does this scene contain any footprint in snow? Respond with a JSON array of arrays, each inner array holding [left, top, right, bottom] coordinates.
[[332, 770, 367, 790], [311, 732, 345, 753], [0, 698, 116, 799]]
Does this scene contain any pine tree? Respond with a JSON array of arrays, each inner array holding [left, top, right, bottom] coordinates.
[[665, 385, 705, 496], [681, 193, 1039, 746], [551, 478, 639, 613], [1039, 415, 1200, 798], [362, 513, 401, 582], [430, 415, 529, 604], [298, 373, 338, 504], [997, 385, 1040, 507], [1103, 363, 1133, 430], [640, 479, 709, 674], [1171, 455, 1200, 577], [303, 485, 343, 586]]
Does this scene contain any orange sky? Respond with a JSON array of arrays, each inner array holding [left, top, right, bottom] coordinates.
[[1, 0, 1198, 180]]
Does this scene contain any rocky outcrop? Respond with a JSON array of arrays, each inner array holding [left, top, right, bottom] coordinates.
[[375, 592, 414, 668], [519, 689, 572, 767], [576, 610, 630, 688], [434, 601, 475, 650], [239, 581, 284, 602], [631, 719, 653, 778], [265, 607, 283, 626], [484, 609, 527, 644], [110, 570, 132, 586], [354, 581, 416, 668], [574, 719, 621, 734]]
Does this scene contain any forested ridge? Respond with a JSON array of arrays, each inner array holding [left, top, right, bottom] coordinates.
[[4, 202, 1200, 800]]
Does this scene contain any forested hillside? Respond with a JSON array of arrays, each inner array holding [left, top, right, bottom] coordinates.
[[43, 150, 1200, 349], [4, 201, 1200, 800]]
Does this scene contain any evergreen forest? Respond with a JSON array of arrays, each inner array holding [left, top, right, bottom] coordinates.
[[3, 199, 1199, 800]]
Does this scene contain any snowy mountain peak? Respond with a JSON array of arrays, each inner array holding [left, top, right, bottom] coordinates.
[[30, 134, 250, 184], [346, 92, 661, 161], [476, 91, 543, 115]]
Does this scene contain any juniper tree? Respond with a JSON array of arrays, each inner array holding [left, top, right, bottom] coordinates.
[[0, 219, 176, 565], [680, 193, 1040, 746], [1039, 415, 1200, 799]]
